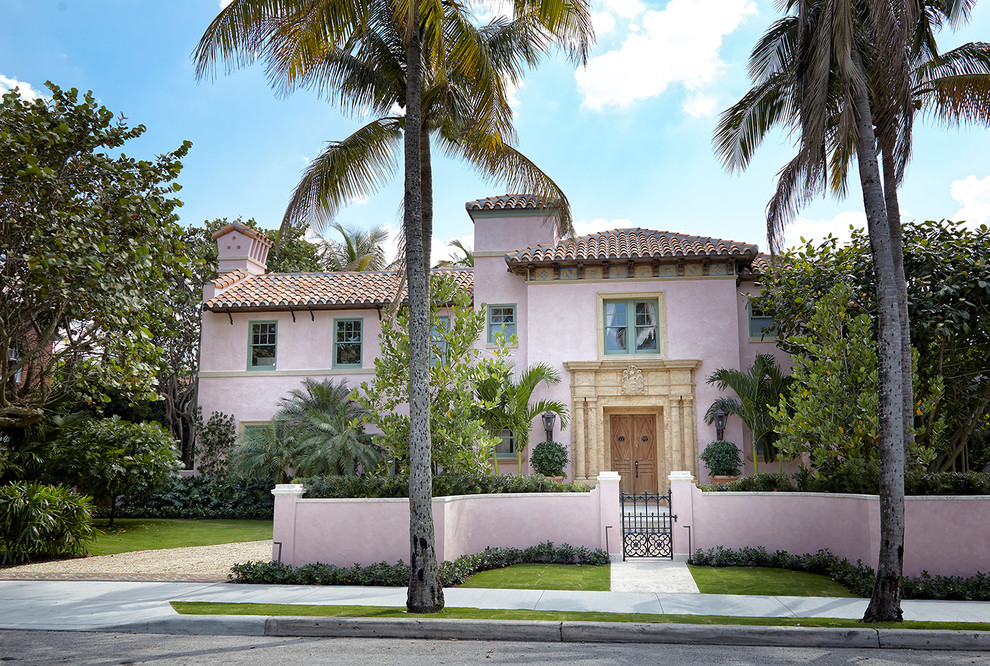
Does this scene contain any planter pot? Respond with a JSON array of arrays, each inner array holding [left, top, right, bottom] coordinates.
[[549, 476, 565, 483], [711, 475, 740, 485]]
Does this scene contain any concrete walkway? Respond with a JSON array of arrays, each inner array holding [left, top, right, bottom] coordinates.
[[2, 578, 990, 649]]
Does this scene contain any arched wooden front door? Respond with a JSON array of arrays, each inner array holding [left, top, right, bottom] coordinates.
[[610, 414, 657, 494]]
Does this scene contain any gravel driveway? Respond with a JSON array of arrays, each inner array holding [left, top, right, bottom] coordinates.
[[0, 541, 273, 582]]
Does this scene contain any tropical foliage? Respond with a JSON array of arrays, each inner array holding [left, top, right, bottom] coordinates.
[[705, 353, 790, 473], [530, 440, 569, 477], [475, 361, 569, 472], [320, 223, 391, 271], [353, 276, 500, 475], [0, 481, 96, 565]]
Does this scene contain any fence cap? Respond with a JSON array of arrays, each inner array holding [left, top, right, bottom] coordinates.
[[597, 471, 621, 482], [271, 484, 305, 496], [668, 471, 695, 482]]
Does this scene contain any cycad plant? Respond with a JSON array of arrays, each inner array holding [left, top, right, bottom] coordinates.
[[476, 362, 569, 473], [705, 354, 790, 474], [277, 378, 382, 476], [229, 420, 298, 486]]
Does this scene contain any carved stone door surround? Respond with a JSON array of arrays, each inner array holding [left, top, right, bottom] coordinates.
[[563, 359, 700, 485]]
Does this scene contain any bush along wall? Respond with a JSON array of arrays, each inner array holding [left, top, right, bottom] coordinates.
[[108, 476, 274, 519], [298, 472, 591, 499], [690, 546, 990, 601], [701, 469, 990, 495], [229, 541, 609, 586]]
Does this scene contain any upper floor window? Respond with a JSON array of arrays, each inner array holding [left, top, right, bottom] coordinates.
[[248, 321, 277, 370], [432, 315, 450, 366], [604, 299, 659, 354], [334, 318, 363, 368], [749, 304, 778, 340], [487, 304, 516, 343]]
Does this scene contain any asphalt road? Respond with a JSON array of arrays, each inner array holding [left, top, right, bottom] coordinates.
[[0, 631, 987, 665]]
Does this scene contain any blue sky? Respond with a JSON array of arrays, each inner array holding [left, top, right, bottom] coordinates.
[[3, 0, 989, 263]]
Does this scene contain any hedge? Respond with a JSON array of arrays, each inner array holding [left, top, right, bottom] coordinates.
[[703, 470, 990, 495], [229, 541, 609, 586], [690, 546, 990, 601], [108, 476, 274, 519], [298, 472, 591, 499]]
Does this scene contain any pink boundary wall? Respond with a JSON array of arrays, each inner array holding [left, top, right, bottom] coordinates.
[[669, 473, 990, 577], [271, 472, 622, 567]]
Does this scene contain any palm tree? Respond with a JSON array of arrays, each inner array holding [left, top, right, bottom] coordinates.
[[277, 378, 382, 476], [434, 238, 473, 268], [714, 0, 990, 622], [705, 354, 790, 474], [195, 0, 593, 614], [476, 362, 569, 473], [321, 223, 391, 272], [230, 420, 298, 485]]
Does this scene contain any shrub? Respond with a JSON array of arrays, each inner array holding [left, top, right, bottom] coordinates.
[[229, 541, 609, 586], [298, 472, 591, 498], [195, 410, 236, 479], [689, 545, 990, 601], [704, 473, 795, 492], [0, 482, 97, 565], [699, 441, 742, 476], [702, 468, 990, 496], [530, 440, 569, 477], [110, 476, 275, 519]]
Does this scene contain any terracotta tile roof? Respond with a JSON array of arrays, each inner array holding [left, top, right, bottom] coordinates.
[[204, 268, 474, 312], [211, 269, 250, 289], [504, 228, 760, 265], [740, 253, 773, 278], [212, 221, 273, 245], [465, 194, 551, 212]]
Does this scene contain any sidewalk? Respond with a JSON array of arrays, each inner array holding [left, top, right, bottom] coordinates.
[[1, 578, 989, 650]]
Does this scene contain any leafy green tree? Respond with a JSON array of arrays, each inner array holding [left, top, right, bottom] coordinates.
[[276, 378, 382, 476], [756, 221, 990, 471], [195, 0, 592, 614], [49, 417, 181, 527], [475, 361, 569, 473], [354, 275, 500, 475], [0, 83, 191, 429], [705, 354, 790, 474], [194, 410, 237, 478]]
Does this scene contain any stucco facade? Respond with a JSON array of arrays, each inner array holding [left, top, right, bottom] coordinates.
[[197, 199, 787, 486]]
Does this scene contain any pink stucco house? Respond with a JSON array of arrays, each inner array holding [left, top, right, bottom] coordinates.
[[198, 194, 785, 488]]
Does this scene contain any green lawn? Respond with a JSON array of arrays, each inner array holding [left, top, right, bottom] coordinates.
[[688, 565, 860, 598], [460, 563, 610, 591], [89, 519, 273, 556], [170, 602, 989, 631]]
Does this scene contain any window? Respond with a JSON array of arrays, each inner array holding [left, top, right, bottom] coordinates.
[[749, 304, 778, 339], [431, 315, 450, 366], [495, 428, 516, 458], [334, 318, 363, 368], [603, 299, 659, 354], [248, 321, 277, 370], [487, 304, 516, 343]]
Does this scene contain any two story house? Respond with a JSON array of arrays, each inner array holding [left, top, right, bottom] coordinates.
[[197, 195, 783, 489]]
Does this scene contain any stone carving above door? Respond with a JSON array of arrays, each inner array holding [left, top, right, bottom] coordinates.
[[621, 365, 645, 395]]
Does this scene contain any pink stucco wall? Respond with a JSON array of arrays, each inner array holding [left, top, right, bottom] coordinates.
[[672, 477, 990, 577], [272, 474, 622, 567]]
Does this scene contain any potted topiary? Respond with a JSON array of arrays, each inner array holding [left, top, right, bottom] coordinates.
[[700, 440, 742, 484], [531, 440, 569, 481]]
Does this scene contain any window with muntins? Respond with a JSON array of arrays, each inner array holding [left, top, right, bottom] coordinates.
[[487, 304, 517, 343], [749, 304, 778, 339], [249, 322, 277, 369], [431, 315, 450, 366], [604, 299, 659, 354], [495, 428, 516, 458], [334, 318, 363, 368]]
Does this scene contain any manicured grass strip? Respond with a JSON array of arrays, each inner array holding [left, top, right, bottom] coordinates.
[[170, 602, 990, 631], [689, 565, 860, 598], [460, 563, 610, 591], [89, 519, 273, 556]]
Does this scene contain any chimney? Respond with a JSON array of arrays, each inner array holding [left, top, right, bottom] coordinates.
[[212, 222, 274, 276]]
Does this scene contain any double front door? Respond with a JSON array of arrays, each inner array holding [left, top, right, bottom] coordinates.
[[610, 414, 658, 494]]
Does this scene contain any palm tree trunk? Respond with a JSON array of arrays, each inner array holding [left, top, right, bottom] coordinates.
[[851, 53, 905, 624], [421, 125, 433, 281], [881, 150, 915, 455], [403, 0, 443, 614]]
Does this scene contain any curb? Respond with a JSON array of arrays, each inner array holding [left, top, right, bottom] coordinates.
[[261, 617, 990, 650]]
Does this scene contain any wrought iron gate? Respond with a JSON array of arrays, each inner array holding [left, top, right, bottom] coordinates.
[[620, 490, 675, 559]]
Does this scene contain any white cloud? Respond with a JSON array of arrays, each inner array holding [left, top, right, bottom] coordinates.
[[573, 217, 634, 236], [0, 75, 42, 101], [576, 0, 757, 110], [683, 93, 717, 117], [951, 175, 990, 227], [782, 211, 866, 250], [592, 12, 617, 35], [603, 0, 647, 18], [219, 0, 234, 8]]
